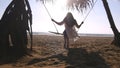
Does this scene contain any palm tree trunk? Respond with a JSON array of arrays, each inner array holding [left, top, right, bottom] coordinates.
[[102, 0, 120, 46]]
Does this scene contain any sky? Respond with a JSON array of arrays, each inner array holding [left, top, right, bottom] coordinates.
[[0, 0, 120, 34]]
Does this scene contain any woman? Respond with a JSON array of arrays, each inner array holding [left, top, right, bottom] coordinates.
[[51, 12, 83, 49]]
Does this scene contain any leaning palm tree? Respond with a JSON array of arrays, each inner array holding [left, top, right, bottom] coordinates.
[[66, 0, 120, 46], [102, 0, 120, 46]]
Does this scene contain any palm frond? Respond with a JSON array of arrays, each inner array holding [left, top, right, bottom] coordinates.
[[67, 0, 94, 12], [36, 0, 94, 12]]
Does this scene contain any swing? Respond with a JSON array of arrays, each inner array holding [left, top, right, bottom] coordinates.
[[77, 0, 98, 32], [48, 31, 63, 35], [43, 3, 62, 35], [43, 0, 98, 35]]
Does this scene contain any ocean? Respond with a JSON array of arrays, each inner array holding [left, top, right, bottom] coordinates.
[[32, 32, 114, 37]]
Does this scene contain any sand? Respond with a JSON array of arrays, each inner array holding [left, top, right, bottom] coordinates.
[[0, 35, 120, 68]]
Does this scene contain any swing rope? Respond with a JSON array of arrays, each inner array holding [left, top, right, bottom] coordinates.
[[43, 3, 59, 34], [77, 0, 98, 32], [42, 0, 98, 34]]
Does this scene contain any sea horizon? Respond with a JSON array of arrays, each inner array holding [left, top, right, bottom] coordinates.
[[31, 32, 114, 37]]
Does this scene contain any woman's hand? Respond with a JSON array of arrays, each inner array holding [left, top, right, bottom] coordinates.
[[78, 21, 84, 28], [51, 19, 55, 22], [51, 19, 64, 25], [81, 21, 84, 24]]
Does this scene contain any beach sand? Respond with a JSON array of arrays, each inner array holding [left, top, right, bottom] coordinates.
[[0, 35, 120, 68]]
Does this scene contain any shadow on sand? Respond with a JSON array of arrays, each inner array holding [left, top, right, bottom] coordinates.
[[27, 48, 110, 68], [0, 48, 31, 65]]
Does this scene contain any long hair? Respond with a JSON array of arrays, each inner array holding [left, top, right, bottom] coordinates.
[[66, 12, 74, 20], [65, 12, 76, 27]]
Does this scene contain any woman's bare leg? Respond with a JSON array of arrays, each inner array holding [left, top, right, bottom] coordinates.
[[66, 37, 69, 49], [63, 35, 66, 48]]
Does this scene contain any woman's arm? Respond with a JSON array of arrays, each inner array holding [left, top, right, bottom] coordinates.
[[78, 21, 84, 28], [51, 19, 64, 25], [75, 20, 84, 28]]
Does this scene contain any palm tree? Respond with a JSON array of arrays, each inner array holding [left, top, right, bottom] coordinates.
[[102, 0, 120, 46], [66, 0, 120, 46]]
